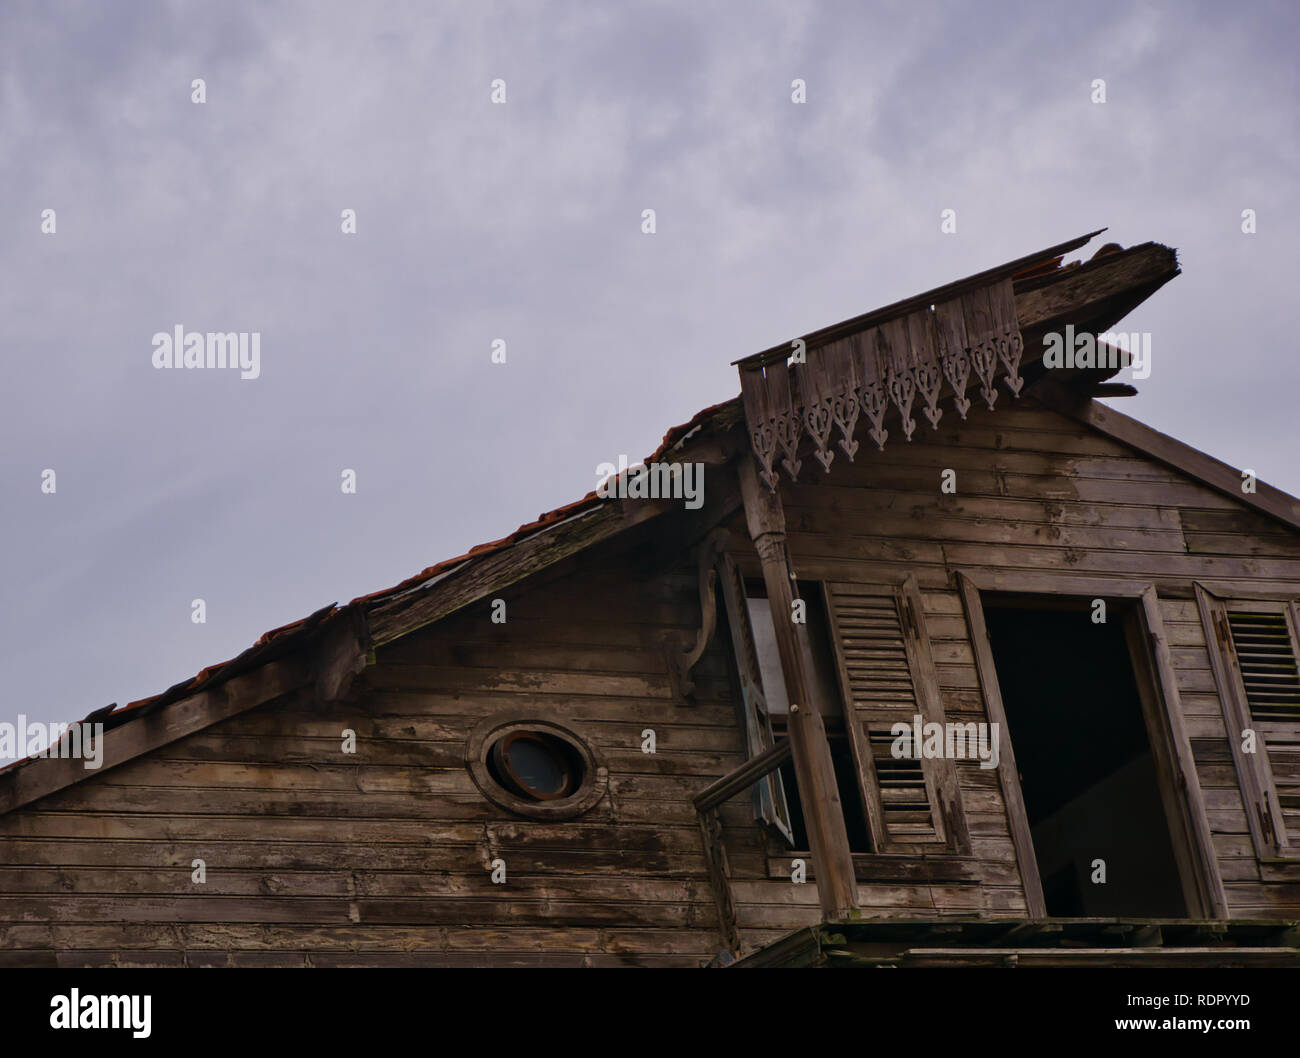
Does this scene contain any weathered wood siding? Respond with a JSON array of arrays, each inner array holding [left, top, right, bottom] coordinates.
[[771, 395, 1300, 920], [2, 395, 1298, 966], [0, 542, 755, 966]]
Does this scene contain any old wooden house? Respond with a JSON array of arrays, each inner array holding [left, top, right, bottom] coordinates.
[[4, 229, 1300, 967]]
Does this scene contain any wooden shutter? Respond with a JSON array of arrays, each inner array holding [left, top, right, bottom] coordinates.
[[823, 574, 968, 853], [1197, 587, 1300, 858], [715, 553, 795, 845]]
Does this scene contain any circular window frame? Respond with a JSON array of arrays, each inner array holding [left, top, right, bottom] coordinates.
[[466, 716, 607, 820], [491, 731, 577, 801]]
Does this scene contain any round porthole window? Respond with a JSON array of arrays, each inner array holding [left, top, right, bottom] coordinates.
[[466, 718, 607, 820], [488, 731, 579, 801]]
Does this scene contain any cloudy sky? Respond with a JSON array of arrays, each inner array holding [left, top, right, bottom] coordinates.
[[3, 0, 1298, 731]]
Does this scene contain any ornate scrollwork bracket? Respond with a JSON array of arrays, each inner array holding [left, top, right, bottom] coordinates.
[[664, 528, 730, 704]]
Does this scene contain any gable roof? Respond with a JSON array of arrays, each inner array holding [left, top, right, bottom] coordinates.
[[5, 230, 1299, 814]]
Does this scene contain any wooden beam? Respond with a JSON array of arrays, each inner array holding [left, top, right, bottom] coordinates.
[[312, 609, 373, 708], [368, 497, 682, 648], [662, 414, 748, 465], [371, 457, 747, 654], [0, 655, 311, 816], [1030, 375, 1300, 534], [1014, 242, 1179, 334], [730, 926, 824, 968], [737, 459, 859, 918], [693, 738, 792, 813]]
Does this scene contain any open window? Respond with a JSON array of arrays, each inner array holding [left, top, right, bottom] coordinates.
[[979, 595, 1189, 916], [715, 553, 794, 845], [717, 562, 966, 857], [1196, 586, 1300, 861], [750, 580, 874, 855], [958, 573, 1226, 920]]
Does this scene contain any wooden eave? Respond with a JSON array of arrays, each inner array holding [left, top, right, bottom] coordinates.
[[735, 235, 1181, 484]]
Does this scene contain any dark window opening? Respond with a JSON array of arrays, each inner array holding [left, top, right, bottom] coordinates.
[[1041, 863, 1085, 917], [487, 731, 584, 802], [744, 579, 843, 722], [775, 754, 809, 850], [773, 722, 874, 854], [983, 598, 1187, 917]]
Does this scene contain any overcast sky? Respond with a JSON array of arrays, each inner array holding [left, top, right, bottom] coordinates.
[[3, 0, 1298, 732]]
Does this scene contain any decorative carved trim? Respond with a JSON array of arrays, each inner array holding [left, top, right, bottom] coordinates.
[[934, 296, 972, 420], [769, 364, 803, 482], [739, 277, 1023, 486], [962, 286, 1000, 411], [861, 384, 890, 451], [796, 356, 836, 473], [914, 359, 944, 430], [990, 279, 1024, 396], [824, 338, 860, 460], [907, 308, 944, 429], [748, 377, 778, 491], [880, 318, 917, 442], [750, 532, 787, 564]]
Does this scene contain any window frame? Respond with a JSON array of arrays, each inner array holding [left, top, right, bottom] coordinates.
[[726, 559, 974, 867], [1194, 582, 1300, 862], [714, 552, 796, 846], [465, 716, 607, 820], [491, 731, 579, 801], [958, 570, 1227, 919]]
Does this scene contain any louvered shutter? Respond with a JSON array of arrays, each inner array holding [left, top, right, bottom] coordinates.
[[1197, 585, 1300, 859], [715, 553, 795, 845], [1223, 604, 1300, 853], [823, 575, 968, 852]]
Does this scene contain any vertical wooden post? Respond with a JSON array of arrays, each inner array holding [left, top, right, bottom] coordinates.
[[737, 458, 859, 918]]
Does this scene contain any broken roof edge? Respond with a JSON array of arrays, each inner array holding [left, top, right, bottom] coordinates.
[[733, 228, 1107, 369]]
